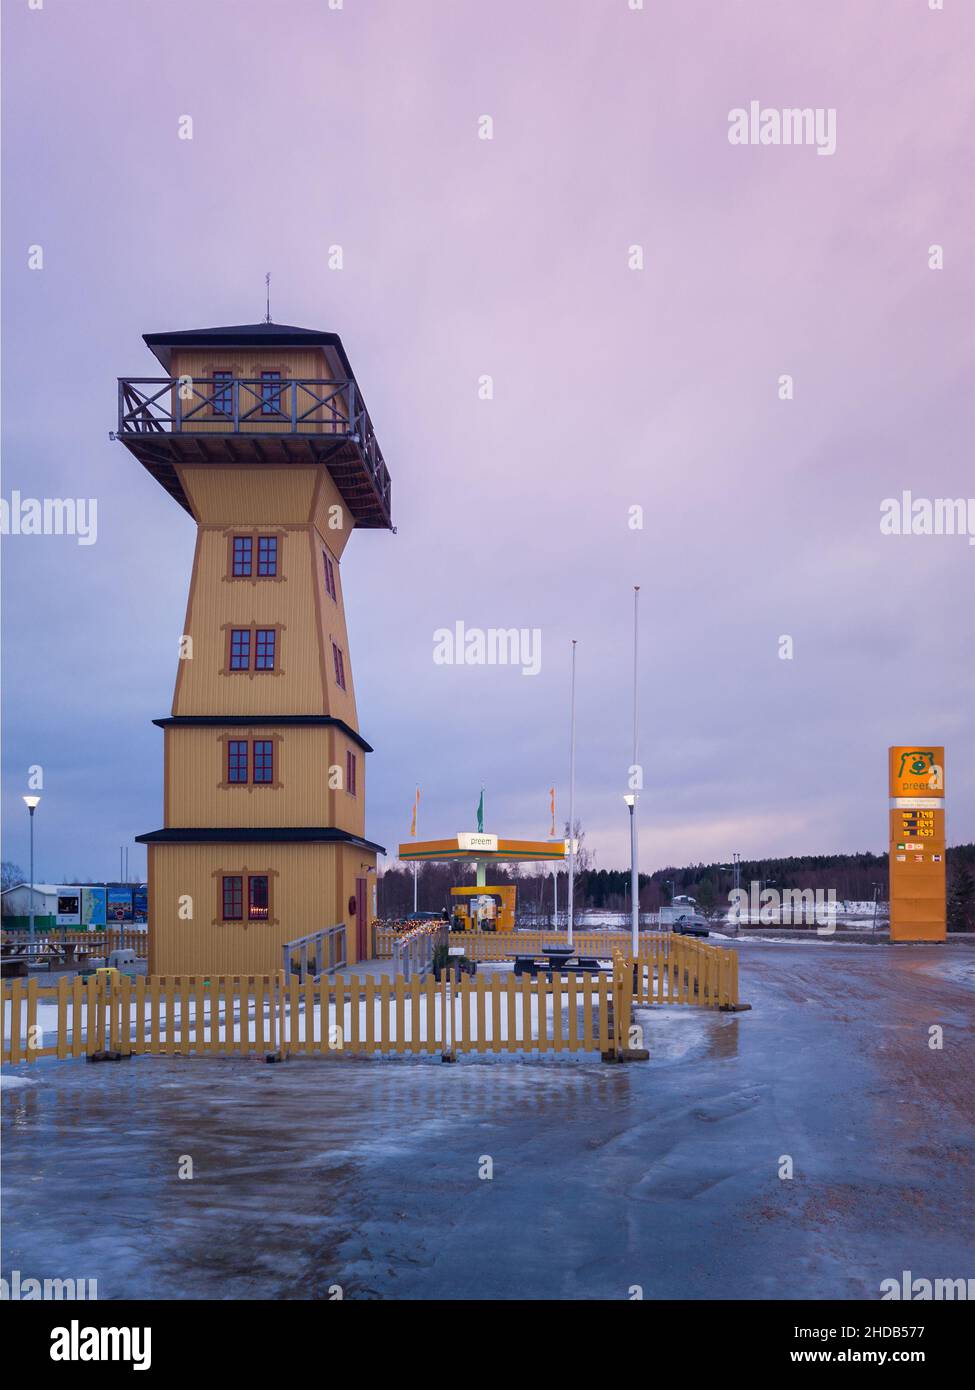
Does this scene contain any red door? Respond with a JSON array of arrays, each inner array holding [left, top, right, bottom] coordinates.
[[355, 877, 368, 961]]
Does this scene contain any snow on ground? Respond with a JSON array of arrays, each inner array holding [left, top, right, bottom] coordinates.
[[917, 955, 975, 991]]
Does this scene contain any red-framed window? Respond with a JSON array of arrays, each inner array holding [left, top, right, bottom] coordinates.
[[232, 536, 253, 577], [227, 740, 249, 783], [255, 629, 276, 671], [260, 371, 282, 415], [346, 750, 357, 796], [229, 629, 251, 670], [332, 641, 346, 690], [253, 740, 274, 784], [213, 370, 233, 416], [248, 875, 270, 921], [323, 551, 337, 601], [222, 876, 243, 921], [257, 536, 278, 577]]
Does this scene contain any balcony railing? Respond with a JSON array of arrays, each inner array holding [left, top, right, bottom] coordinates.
[[117, 377, 391, 524]]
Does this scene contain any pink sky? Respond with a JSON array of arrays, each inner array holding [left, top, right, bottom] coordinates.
[[1, 0, 972, 880]]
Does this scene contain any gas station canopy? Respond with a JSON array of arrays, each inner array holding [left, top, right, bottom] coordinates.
[[398, 834, 568, 863]]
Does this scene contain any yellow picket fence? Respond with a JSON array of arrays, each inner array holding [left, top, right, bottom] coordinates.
[[440, 931, 739, 1009], [2, 965, 634, 1063], [1, 928, 149, 960], [629, 936, 740, 1009]]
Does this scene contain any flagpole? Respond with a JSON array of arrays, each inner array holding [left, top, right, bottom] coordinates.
[[412, 786, 419, 914], [567, 639, 577, 948], [631, 585, 640, 957]]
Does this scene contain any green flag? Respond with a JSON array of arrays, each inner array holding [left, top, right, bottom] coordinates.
[[476, 788, 484, 833]]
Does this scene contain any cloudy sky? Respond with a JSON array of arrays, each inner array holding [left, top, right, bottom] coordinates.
[[1, 0, 972, 884]]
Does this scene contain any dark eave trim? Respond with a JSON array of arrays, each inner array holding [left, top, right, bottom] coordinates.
[[135, 827, 386, 854], [152, 715, 373, 754], [142, 327, 356, 383]]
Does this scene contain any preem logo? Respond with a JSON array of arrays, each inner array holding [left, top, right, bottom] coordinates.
[[50, 1320, 151, 1370], [432, 621, 542, 676], [727, 101, 836, 156], [880, 492, 975, 544], [0, 491, 98, 545], [898, 750, 936, 780]]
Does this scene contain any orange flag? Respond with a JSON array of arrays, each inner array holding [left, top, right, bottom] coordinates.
[[549, 787, 556, 837], [410, 786, 420, 837]]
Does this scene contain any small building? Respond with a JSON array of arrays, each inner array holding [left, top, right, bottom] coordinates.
[[1, 884, 60, 931]]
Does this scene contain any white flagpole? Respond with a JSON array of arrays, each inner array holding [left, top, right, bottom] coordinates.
[[413, 788, 419, 914], [567, 639, 577, 948], [631, 585, 640, 957]]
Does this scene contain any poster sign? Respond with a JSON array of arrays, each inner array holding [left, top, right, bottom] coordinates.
[[56, 889, 81, 927], [107, 888, 133, 924], [81, 887, 107, 928], [888, 745, 946, 942]]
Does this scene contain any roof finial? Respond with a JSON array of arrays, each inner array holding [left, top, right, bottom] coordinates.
[[264, 272, 272, 324]]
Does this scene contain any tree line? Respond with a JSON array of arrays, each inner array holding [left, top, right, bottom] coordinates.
[[378, 843, 975, 931]]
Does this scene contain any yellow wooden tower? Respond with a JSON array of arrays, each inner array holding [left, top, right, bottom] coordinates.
[[119, 322, 392, 975]]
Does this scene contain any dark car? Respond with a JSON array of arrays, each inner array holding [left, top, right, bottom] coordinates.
[[672, 914, 710, 938]]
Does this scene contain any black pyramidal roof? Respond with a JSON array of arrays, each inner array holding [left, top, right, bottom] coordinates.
[[143, 322, 356, 378], [121, 321, 392, 527]]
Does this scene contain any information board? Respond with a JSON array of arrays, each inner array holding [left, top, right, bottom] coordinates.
[[888, 746, 946, 942]]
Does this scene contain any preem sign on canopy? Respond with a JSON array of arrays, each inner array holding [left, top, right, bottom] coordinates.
[[888, 745, 946, 942]]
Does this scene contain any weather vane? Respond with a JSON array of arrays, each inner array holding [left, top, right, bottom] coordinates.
[[264, 272, 272, 323]]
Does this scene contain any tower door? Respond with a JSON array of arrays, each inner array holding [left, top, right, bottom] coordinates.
[[355, 877, 368, 961]]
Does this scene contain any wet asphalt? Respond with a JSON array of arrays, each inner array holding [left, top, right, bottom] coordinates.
[[2, 942, 972, 1300]]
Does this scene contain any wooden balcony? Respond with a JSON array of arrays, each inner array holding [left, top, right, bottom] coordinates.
[[116, 377, 392, 528]]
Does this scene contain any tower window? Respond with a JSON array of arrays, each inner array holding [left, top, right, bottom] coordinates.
[[227, 532, 281, 581], [258, 536, 278, 577], [253, 740, 274, 784], [332, 642, 346, 690], [213, 370, 233, 417], [229, 629, 251, 670], [227, 740, 249, 783], [346, 750, 357, 796], [232, 536, 253, 577], [255, 629, 276, 670], [260, 371, 282, 416], [323, 551, 337, 601], [248, 875, 270, 921], [222, 876, 243, 921]]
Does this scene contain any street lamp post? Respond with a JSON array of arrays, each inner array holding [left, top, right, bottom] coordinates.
[[624, 795, 638, 956], [23, 796, 41, 936]]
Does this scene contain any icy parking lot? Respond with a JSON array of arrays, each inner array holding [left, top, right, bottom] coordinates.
[[2, 943, 973, 1300]]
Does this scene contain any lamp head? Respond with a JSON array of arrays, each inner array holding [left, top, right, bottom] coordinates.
[[23, 795, 41, 811], [623, 794, 636, 807]]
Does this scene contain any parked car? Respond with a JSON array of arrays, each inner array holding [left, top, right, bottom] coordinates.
[[672, 914, 710, 938]]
